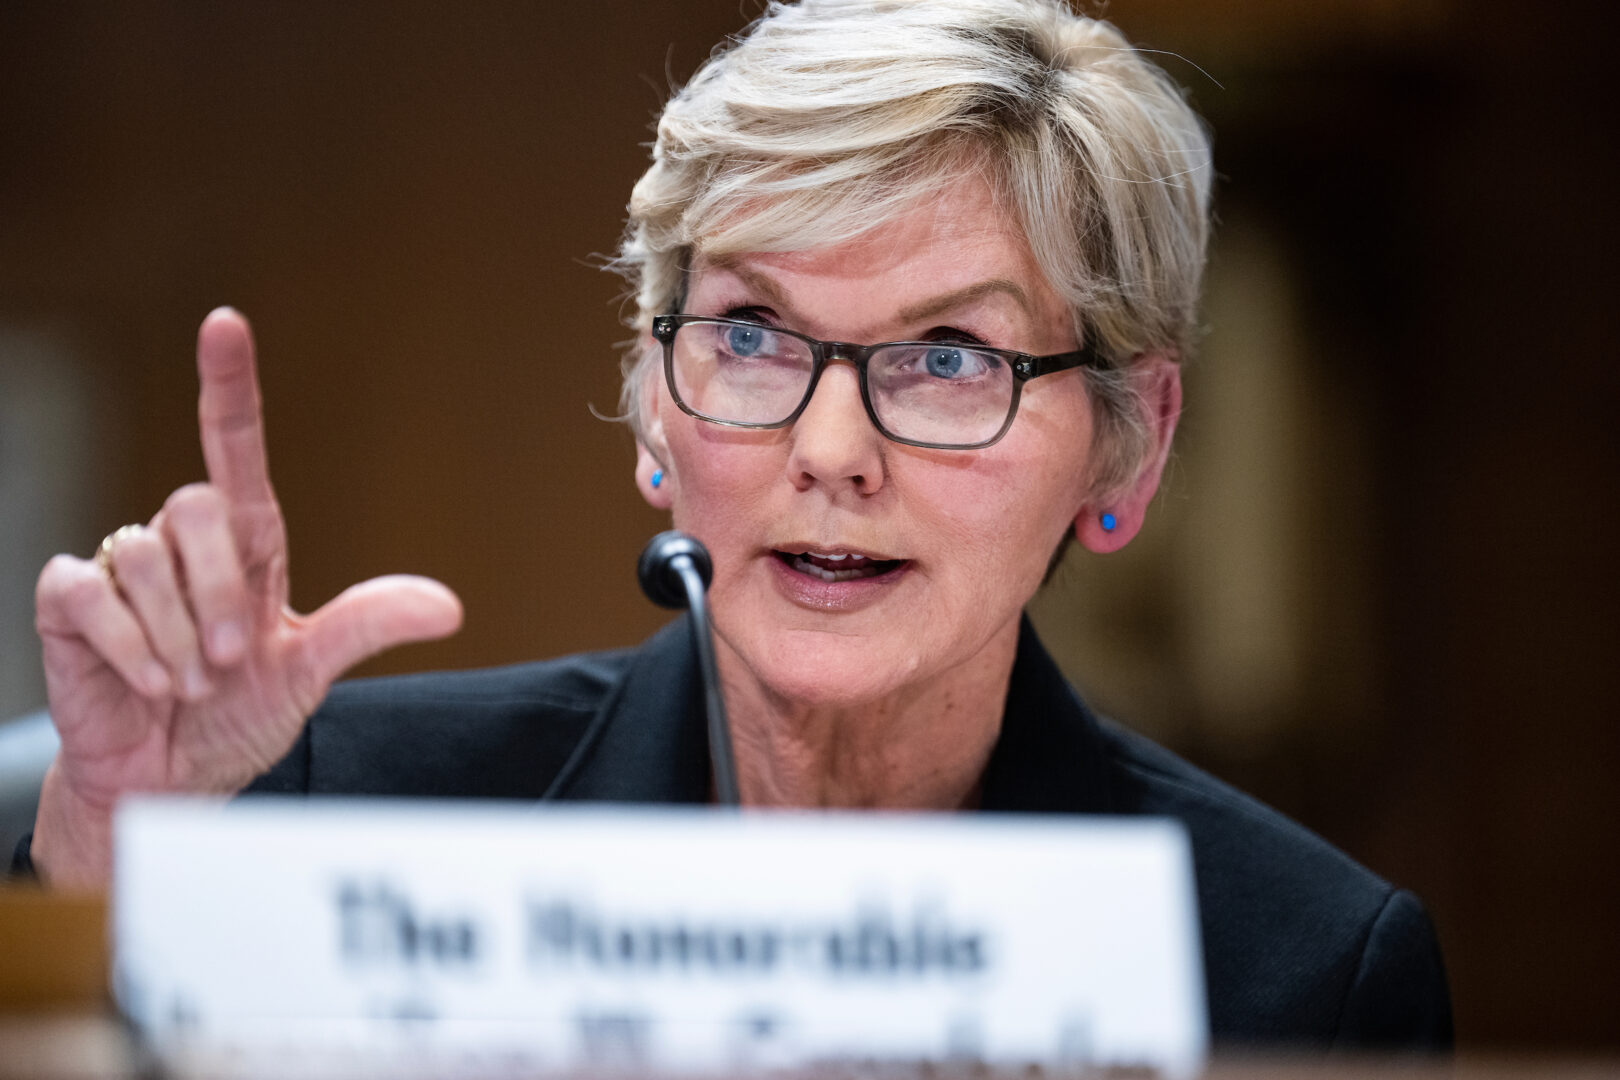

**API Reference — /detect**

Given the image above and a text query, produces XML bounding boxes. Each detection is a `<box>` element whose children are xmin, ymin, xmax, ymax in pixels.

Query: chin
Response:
<box><xmin>722</xmin><ymin>624</ymin><xmax>923</xmax><ymax>712</ymax></box>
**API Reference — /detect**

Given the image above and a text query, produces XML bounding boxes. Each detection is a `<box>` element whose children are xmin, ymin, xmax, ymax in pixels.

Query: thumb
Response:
<box><xmin>298</xmin><ymin>575</ymin><xmax>463</xmax><ymax>689</ymax></box>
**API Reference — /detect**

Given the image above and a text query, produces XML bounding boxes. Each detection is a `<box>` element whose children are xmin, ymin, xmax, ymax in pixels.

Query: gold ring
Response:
<box><xmin>94</xmin><ymin>525</ymin><xmax>144</xmax><ymax>583</ymax></box>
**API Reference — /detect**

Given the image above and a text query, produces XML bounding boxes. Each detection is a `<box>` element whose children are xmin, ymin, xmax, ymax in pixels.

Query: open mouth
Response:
<box><xmin>775</xmin><ymin>550</ymin><xmax>906</xmax><ymax>583</ymax></box>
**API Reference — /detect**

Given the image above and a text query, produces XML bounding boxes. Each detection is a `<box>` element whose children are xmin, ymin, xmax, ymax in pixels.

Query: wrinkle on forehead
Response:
<box><xmin>686</xmin><ymin>174</ymin><xmax>1073</xmax><ymax>353</ymax></box>
<box><xmin>701</xmin><ymin>260</ymin><xmax>1033</xmax><ymax>320</ymax></box>
<box><xmin>691</xmin><ymin>164</ymin><xmax>1023</xmax><ymax>271</ymax></box>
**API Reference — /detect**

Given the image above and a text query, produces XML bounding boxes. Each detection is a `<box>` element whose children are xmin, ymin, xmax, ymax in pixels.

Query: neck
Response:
<box><xmin>719</xmin><ymin>619</ymin><xmax>1020</xmax><ymax>810</ymax></box>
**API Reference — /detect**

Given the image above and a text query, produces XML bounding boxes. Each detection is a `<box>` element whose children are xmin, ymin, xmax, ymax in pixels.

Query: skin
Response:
<box><xmin>635</xmin><ymin>174</ymin><xmax>1180</xmax><ymax>809</ymax></box>
<box><xmin>26</xmin><ymin>176</ymin><xmax>1178</xmax><ymax>889</ymax></box>
<box><xmin>30</xmin><ymin>310</ymin><xmax>463</xmax><ymax>890</ymax></box>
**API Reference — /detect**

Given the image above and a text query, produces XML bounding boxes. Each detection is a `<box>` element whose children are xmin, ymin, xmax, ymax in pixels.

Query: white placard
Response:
<box><xmin>114</xmin><ymin>798</ymin><xmax>1206</xmax><ymax>1077</ymax></box>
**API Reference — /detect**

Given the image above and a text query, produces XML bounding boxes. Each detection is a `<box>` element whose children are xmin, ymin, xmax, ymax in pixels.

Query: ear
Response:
<box><xmin>635</xmin><ymin>440</ymin><xmax>673</xmax><ymax>510</ymax></box>
<box><xmin>1074</xmin><ymin>353</ymin><xmax>1182</xmax><ymax>554</ymax></box>
<box><xmin>633</xmin><ymin>331</ymin><xmax>674</xmax><ymax>510</ymax></box>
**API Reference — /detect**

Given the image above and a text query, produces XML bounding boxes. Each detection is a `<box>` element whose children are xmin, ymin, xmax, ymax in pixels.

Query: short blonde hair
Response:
<box><xmin>614</xmin><ymin>0</ymin><xmax>1212</xmax><ymax>496</ymax></box>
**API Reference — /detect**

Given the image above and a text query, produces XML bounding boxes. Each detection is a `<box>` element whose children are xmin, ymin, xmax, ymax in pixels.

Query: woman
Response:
<box><xmin>21</xmin><ymin>0</ymin><xmax>1450</xmax><ymax>1051</ymax></box>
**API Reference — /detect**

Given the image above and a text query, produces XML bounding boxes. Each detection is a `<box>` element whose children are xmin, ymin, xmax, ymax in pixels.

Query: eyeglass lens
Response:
<box><xmin>670</xmin><ymin>320</ymin><xmax>1016</xmax><ymax>447</ymax></box>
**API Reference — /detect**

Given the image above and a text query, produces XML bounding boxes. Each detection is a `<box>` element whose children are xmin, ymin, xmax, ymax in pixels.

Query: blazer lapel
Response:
<box><xmin>543</xmin><ymin>613</ymin><xmax>1111</xmax><ymax>815</ymax></box>
<box><xmin>978</xmin><ymin>615</ymin><xmax>1116</xmax><ymax>815</ymax></box>
<box><xmin>542</xmin><ymin>618</ymin><xmax>712</xmax><ymax>804</ymax></box>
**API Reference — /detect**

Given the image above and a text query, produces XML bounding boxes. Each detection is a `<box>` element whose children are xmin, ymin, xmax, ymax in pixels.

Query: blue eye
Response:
<box><xmin>925</xmin><ymin>347</ymin><xmax>967</xmax><ymax>378</ymax></box>
<box><xmin>726</xmin><ymin>324</ymin><xmax>766</xmax><ymax>358</ymax></box>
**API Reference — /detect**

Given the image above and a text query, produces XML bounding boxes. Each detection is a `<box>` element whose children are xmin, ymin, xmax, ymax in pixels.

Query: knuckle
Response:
<box><xmin>58</xmin><ymin>571</ymin><xmax>108</xmax><ymax>618</ymax></box>
<box><xmin>35</xmin><ymin>557</ymin><xmax>96</xmax><ymax>627</ymax></box>
<box><xmin>36</xmin><ymin>554</ymin><xmax>84</xmax><ymax>598</ymax></box>
<box><xmin>110</xmin><ymin>529</ymin><xmax>169</xmax><ymax>580</ymax></box>
<box><xmin>164</xmin><ymin>483</ymin><xmax>225</xmax><ymax>529</ymax></box>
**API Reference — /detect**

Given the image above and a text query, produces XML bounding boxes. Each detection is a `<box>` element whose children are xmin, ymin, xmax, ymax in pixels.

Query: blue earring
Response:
<box><xmin>650</xmin><ymin>468</ymin><xmax>664</xmax><ymax>489</ymax></box>
<box><xmin>1100</xmin><ymin>512</ymin><xmax>1117</xmax><ymax>532</ymax></box>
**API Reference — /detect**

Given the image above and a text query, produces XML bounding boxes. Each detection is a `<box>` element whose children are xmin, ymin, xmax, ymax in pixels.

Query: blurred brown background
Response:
<box><xmin>1</xmin><ymin>0</ymin><xmax>1615</xmax><ymax>1054</ymax></box>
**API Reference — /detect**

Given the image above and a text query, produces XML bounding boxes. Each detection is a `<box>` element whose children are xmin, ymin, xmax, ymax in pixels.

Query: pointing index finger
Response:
<box><xmin>196</xmin><ymin>307</ymin><xmax>276</xmax><ymax>506</ymax></box>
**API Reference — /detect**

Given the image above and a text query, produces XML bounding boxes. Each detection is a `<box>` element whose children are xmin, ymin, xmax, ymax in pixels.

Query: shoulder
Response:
<box><xmin>247</xmin><ymin>649</ymin><xmax>637</xmax><ymax>799</ymax></box>
<box><xmin>321</xmin><ymin>649</ymin><xmax>635</xmax><ymax>713</ymax></box>
<box><xmin>1100</xmin><ymin>718</ymin><xmax>1381</xmax><ymax>911</ymax></box>
<box><xmin>1096</xmin><ymin>719</ymin><xmax>1452</xmax><ymax>1051</ymax></box>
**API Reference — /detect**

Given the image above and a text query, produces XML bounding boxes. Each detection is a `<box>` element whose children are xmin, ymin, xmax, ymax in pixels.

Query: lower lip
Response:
<box><xmin>767</xmin><ymin>553</ymin><xmax>910</xmax><ymax>612</ymax></box>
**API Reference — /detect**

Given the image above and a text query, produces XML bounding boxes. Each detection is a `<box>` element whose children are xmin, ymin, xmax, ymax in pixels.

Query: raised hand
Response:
<box><xmin>30</xmin><ymin>309</ymin><xmax>463</xmax><ymax>888</ymax></box>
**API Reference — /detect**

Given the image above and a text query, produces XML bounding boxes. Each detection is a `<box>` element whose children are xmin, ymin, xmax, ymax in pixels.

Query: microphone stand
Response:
<box><xmin>638</xmin><ymin>532</ymin><xmax>740</xmax><ymax>806</ymax></box>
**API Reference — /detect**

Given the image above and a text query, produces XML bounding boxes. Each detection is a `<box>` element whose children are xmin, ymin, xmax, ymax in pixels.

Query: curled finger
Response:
<box><xmin>36</xmin><ymin>554</ymin><xmax>173</xmax><ymax>698</ymax></box>
<box><xmin>161</xmin><ymin>483</ymin><xmax>249</xmax><ymax>666</ymax></box>
<box><xmin>104</xmin><ymin>524</ymin><xmax>212</xmax><ymax>701</ymax></box>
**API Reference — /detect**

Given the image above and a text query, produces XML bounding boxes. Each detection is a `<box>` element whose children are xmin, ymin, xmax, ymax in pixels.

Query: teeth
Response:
<box><xmin>791</xmin><ymin>554</ymin><xmax>881</xmax><ymax>582</ymax></box>
<box><xmin>810</xmin><ymin>551</ymin><xmax>849</xmax><ymax>561</ymax></box>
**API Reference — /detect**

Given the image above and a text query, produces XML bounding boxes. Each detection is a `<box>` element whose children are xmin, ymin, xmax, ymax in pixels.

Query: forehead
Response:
<box><xmin>692</xmin><ymin>175</ymin><xmax>1047</xmax><ymax>297</ymax></box>
<box><xmin>687</xmin><ymin>173</ymin><xmax>1070</xmax><ymax>342</ymax></box>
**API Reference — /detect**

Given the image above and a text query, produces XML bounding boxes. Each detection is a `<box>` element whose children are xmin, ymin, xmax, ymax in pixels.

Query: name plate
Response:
<box><xmin>114</xmin><ymin>799</ymin><xmax>1206</xmax><ymax>1077</ymax></box>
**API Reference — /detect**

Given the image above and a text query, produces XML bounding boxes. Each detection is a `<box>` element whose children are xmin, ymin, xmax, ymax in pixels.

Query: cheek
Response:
<box><xmin>662</xmin><ymin>417</ymin><xmax>780</xmax><ymax>547</ymax></box>
<box><xmin>925</xmin><ymin>459</ymin><xmax>1078</xmax><ymax>583</ymax></box>
<box><xmin>930</xmin><ymin>430</ymin><xmax>1089</xmax><ymax>593</ymax></box>
<box><xmin>945</xmin><ymin>392</ymin><xmax>1091</xmax><ymax>530</ymax></box>
<box><xmin>658</xmin><ymin>384</ymin><xmax>1088</xmax><ymax>606</ymax></box>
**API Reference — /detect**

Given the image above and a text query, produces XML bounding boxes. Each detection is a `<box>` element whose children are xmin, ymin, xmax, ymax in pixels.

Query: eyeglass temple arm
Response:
<box><xmin>1020</xmin><ymin>343</ymin><xmax>1108</xmax><ymax>380</ymax></box>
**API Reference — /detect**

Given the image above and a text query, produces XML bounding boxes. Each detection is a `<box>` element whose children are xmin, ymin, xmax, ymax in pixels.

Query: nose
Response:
<box><xmin>786</xmin><ymin>361</ymin><xmax>885</xmax><ymax>496</ymax></box>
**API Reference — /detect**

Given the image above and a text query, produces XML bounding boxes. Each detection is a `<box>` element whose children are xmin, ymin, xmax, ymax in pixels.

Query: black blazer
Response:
<box><xmin>238</xmin><ymin>617</ymin><xmax>1452</xmax><ymax>1052</ymax></box>
<box><xmin>13</xmin><ymin>618</ymin><xmax>1450</xmax><ymax>1048</ymax></box>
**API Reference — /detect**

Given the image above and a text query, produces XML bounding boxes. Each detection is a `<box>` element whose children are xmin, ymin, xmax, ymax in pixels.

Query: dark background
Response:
<box><xmin>1</xmin><ymin>0</ymin><xmax>1615</xmax><ymax>1052</ymax></box>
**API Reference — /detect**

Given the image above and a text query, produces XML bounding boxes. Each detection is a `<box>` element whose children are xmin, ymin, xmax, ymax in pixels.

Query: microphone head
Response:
<box><xmin>638</xmin><ymin>530</ymin><xmax>714</xmax><ymax>609</ymax></box>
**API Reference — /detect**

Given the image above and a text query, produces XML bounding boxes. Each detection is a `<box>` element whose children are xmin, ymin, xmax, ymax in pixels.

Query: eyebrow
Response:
<box><xmin>711</xmin><ymin>263</ymin><xmax>1033</xmax><ymax>325</ymax></box>
<box><xmin>719</xmin><ymin>263</ymin><xmax>792</xmax><ymax>311</ymax></box>
<box><xmin>898</xmin><ymin>279</ymin><xmax>1032</xmax><ymax>322</ymax></box>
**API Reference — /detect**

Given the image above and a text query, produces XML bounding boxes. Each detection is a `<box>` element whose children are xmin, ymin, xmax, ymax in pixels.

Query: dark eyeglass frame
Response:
<box><xmin>652</xmin><ymin>314</ymin><xmax>1109</xmax><ymax>451</ymax></box>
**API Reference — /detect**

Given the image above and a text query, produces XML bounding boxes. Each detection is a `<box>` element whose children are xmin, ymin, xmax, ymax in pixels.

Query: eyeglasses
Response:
<box><xmin>652</xmin><ymin>315</ymin><xmax>1107</xmax><ymax>450</ymax></box>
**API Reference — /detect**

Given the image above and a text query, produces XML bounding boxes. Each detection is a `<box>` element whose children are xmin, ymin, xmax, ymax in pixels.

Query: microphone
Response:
<box><xmin>638</xmin><ymin>531</ymin><xmax>739</xmax><ymax>806</ymax></box>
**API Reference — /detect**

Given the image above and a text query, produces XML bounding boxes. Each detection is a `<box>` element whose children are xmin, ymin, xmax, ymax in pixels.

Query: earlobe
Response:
<box><xmin>1075</xmin><ymin>504</ymin><xmax>1138</xmax><ymax>553</ymax></box>
<box><xmin>636</xmin><ymin>442</ymin><xmax>673</xmax><ymax>510</ymax></box>
<box><xmin>1073</xmin><ymin>354</ymin><xmax>1182</xmax><ymax>555</ymax></box>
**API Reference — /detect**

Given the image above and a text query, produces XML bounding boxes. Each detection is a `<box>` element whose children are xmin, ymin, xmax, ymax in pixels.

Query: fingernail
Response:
<box><xmin>210</xmin><ymin>621</ymin><xmax>244</xmax><ymax>662</ymax></box>
<box><xmin>140</xmin><ymin>662</ymin><xmax>172</xmax><ymax>697</ymax></box>
<box><xmin>183</xmin><ymin>663</ymin><xmax>213</xmax><ymax>701</ymax></box>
